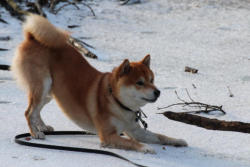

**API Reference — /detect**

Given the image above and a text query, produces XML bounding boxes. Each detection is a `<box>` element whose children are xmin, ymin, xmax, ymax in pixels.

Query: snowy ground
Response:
<box><xmin>1</xmin><ymin>0</ymin><xmax>250</xmax><ymax>166</ymax></box>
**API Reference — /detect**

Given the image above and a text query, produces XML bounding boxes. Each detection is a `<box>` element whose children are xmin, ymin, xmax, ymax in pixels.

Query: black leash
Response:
<box><xmin>15</xmin><ymin>131</ymin><xmax>148</xmax><ymax>167</ymax></box>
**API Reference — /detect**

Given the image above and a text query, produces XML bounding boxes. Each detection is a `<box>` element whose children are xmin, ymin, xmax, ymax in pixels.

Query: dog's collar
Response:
<box><xmin>113</xmin><ymin>96</ymin><xmax>135</xmax><ymax>112</ymax></box>
<box><xmin>108</xmin><ymin>84</ymin><xmax>137</xmax><ymax>112</ymax></box>
<box><xmin>108</xmin><ymin>85</ymin><xmax>148</xmax><ymax>129</ymax></box>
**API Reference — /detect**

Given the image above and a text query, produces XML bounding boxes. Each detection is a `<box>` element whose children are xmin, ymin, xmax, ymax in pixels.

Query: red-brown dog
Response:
<box><xmin>12</xmin><ymin>14</ymin><xmax>187</xmax><ymax>153</ymax></box>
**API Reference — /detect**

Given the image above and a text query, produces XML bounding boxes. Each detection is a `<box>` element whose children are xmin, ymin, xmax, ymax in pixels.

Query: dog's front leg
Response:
<box><xmin>100</xmin><ymin>132</ymin><xmax>156</xmax><ymax>154</ymax></box>
<box><xmin>125</xmin><ymin>127</ymin><xmax>188</xmax><ymax>147</ymax></box>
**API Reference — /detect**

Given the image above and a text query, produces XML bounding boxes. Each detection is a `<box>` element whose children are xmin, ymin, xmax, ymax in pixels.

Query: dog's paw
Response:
<box><xmin>173</xmin><ymin>139</ymin><xmax>188</xmax><ymax>147</ymax></box>
<box><xmin>37</xmin><ymin>124</ymin><xmax>54</xmax><ymax>132</ymax></box>
<box><xmin>32</xmin><ymin>131</ymin><xmax>45</xmax><ymax>139</ymax></box>
<box><xmin>100</xmin><ymin>142</ymin><xmax>112</xmax><ymax>148</ymax></box>
<box><xmin>139</xmin><ymin>144</ymin><xmax>156</xmax><ymax>154</ymax></box>
<box><xmin>45</xmin><ymin>125</ymin><xmax>54</xmax><ymax>132</ymax></box>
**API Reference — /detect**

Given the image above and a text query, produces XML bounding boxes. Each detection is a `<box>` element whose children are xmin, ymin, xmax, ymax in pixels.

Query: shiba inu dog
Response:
<box><xmin>12</xmin><ymin>15</ymin><xmax>187</xmax><ymax>153</ymax></box>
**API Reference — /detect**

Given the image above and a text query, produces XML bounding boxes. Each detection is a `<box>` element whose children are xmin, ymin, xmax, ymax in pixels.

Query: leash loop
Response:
<box><xmin>15</xmin><ymin>131</ymin><xmax>148</xmax><ymax>167</ymax></box>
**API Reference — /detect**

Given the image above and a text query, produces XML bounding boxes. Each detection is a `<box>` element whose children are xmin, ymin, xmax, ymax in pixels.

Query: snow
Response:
<box><xmin>0</xmin><ymin>0</ymin><xmax>250</xmax><ymax>166</ymax></box>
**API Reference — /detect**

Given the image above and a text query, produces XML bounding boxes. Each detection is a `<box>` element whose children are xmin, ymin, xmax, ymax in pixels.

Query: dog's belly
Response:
<box><xmin>49</xmin><ymin>51</ymin><xmax>104</xmax><ymax>134</ymax></box>
<box><xmin>53</xmin><ymin>95</ymin><xmax>97</xmax><ymax>133</ymax></box>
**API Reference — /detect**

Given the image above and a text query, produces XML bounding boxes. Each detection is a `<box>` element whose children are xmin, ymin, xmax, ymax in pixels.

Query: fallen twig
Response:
<box><xmin>0</xmin><ymin>64</ymin><xmax>10</xmax><ymax>71</ymax></box>
<box><xmin>49</xmin><ymin>0</ymin><xmax>59</xmax><ymax>11</ymax></box>
<box><xmin>0</xmin><ymin>48</ymin><xmax>9</xmax><ymax>51</ymax></box>
<box><xmin>53</xmin><ymin>0</ymin><xmax>95</xmax><ymax>16</ymax></box>
<box><xmin>0</xmin><ymin>17</ymin><xmax>8</xmax><ymax>24</ymax></box>
<box><xmin>78</xmin><ymin>1</ymin><xmax>95</xmax><ymax>16</ymax></box>
<box><xmin>158</xmin><ymin>89</ymin><xmax>226</xmax><ymax>115</ymax></box>
<box><xmin>53</xmin><ymin>1</ymin><xmax>79</xmax><ymax>14</ymax></box>
<box><xmin>67</xmin><ymin>25</ymin><xmax>80</xmax><ymax>29</ymax></box>
<box><xmin>185</xmin><ymin>66</ymin><xmax>198</xmax><ymax>74</ymax></box>
<box><xmin>71</xmin><ymin>37</ymin><xmax>95</xmax><ymax>49</ymax></box>
<box><xmin>0</xmin><ymin>0</ymin><xmax>31</xmax><ymax>21</ymax></box>
<box><xmin>192</xmin><ymin>83</ymin><xmax>197</xmax><ymax>89</ymax></box>
<box><xmin>120</xmin><ymin>0</ymin><xmax>141</xmax><ymax>5</ymax></box>
<box><xmin>34</xmin><ymin>0</ymin><xmax>46</xmax><ymax>17</ymax></box>
<box><xmin>227</xmin><ymin>86</ymin><xmax>234</xmax><ymax>97</ymax></box>
<box><xmin>161</xmin><ymin>111</ymin><xmax>250</xmax><ymax>134</ymax></box>
<box><xmin>0</xmin><ymin>36</ymin><xmax>11</xmax><ymax>41</ymax></box>
<box><xmin>68</xmin><ymin>37</ymin><xmax>97</xmax><ymax>59</ymax></box>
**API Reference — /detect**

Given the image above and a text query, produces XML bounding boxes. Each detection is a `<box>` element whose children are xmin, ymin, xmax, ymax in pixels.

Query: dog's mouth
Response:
<box><xmin>141</xmin><ymin>97</ymin><xmax>158</xmax><ymax>103</ymax></box>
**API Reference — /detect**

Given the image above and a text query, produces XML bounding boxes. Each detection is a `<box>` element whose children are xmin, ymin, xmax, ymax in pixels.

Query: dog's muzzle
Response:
<box><xmin>142</xmin><ymin>88</ymin><xmax>161</xmax><ymax>102</ymax></box>
<box><xmin>154</xmin><ymin>89</ymin><xmax>161</xmax><ymax>98</ymax></box>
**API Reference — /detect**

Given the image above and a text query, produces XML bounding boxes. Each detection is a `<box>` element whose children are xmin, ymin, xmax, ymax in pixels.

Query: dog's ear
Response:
<box><xmin>119</xmin><ymin>59</ymin><xmax>130</xmax><ymax>76</ymax></box>
<box><xmin>141</xmin><ymin>54</ymin><xmax>150</xmax><ymax>68</ymax></box>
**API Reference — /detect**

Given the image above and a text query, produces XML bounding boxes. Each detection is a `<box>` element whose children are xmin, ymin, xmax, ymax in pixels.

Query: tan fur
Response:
<box><xmin>12</xmin><ymin>15</ymin><xmax>187</xmax><ymax>153</ymax></box>
<box><xmin>23</xmin><ymin>14</ymin><xmax>70</xmax><ymax>48</ymax></box>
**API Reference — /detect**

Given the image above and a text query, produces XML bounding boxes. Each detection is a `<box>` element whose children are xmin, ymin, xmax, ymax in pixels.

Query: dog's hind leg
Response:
<box><xmin>25</xmin><ymin>77</ymin><xmax>54</xmax><ymax>139</ymax></box>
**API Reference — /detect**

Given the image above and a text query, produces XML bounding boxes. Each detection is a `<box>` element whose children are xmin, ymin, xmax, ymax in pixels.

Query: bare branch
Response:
<box><xmin>0</xmin><ymin>17</ymin><xmax>8</xmax><ymax>24</ymax></box>
<box><xmin>35</xmin><ymin>0</ymin><xmax>46</xmax><ymax>17</ymax></box>
<box><xmin>185</xmin><ymin>88</ymin><xmax>194</xmax><ymax>102</ymax></box>
<box><xmin>68</xmin><ymin>37</ymin><xmax>97</xmax><ymax>59</ymax></box>
<box><xmin>227</xmin><ymin>86</ymin><xmax>234</xmax><ymax>97</ymax></box>
<box><xmin>185</xmin><ymin>66</ymin><xmax>198</xmax><ymax>74</ymax></box>
<box><xmin>192</xmin><ymin>83</ymin><xmax>197</xmax><ymax>89</ymax></box>
<box><xmin>174</xmin><ymin>90</ymin><xmax>186</xmax><ymax>103</ymax></box>
<box><xmin>120</xmin><ymin>0</ymin><xmax>141</xmax><ymax>5</ymax></box>
<box><xmin>158</xmin><ymin>90</ymin><xmax>226</xmax><ymax>115</ymax></box>
<box><xmin>53</xmin><ymin>2</ymin><xmax>79</xmax><ymax>14</ymax></box>
<box><xmin>0</xmin><ymin>64</ymin><xmax>10</xmax><ymax>71</ymax></box>
<box><xmin>0</xmin><ymin>48</ymin><xmax>9</xmax><ymax>51</ymax></box>
<box><xmin>78</xmin><ymin>1</ymin><xmax>95</xmax><ymax>16</ymax></box>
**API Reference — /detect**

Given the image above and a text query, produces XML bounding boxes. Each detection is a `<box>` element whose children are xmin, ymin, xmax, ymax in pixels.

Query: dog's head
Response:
<box><xmin>112</xmin><ymin>54</ymin><xmax>160</xmax><ymax>110</ymax></box>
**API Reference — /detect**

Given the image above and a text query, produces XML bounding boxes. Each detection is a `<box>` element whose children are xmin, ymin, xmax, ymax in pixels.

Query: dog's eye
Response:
<box><xmin>150</xmin><ymin>79</ymin><xmax>154</xmax><ymax>83</ymax></box>
<box><xmin>136</xmin><ymin>81</ymin><xmax>144</xmax><ymax>86</ymax></box>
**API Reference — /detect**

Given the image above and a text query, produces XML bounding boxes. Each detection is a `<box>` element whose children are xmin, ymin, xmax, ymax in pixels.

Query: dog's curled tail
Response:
<box><xmin>23</xmin><ymin>14</ymin><xmax>70</xmax><ymax>48</ymax></box>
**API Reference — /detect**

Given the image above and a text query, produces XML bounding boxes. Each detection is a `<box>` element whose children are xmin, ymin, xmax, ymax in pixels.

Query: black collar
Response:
<box><xmin>108</xmin><ymin>84</ymin><xmax>148</xmax><ymax>129</ymax></box>
<box><xmin>108</xmin><ymin>84</ymin><xmax>136</xmax><ymax>112</ymax></box>
<box><xmin>113</xmin><ymin>95</ymin><xmax>135</xmax><ymax>112</ymax></box>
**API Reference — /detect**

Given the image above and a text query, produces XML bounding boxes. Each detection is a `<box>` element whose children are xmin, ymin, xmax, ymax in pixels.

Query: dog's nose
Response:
<box><xmin>154</xmin><ymin>89</ymin><xmax>161</xmax><ymax>98</ymax></box>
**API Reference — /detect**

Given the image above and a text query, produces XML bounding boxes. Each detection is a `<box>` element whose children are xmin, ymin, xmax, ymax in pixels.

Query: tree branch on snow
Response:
<box><xmin>227</xmin><ymin>86</ymin><xmax>234</xmax><ymax>97</ymax></box>
<box><xmin>185</xmin><ymin>66</ymin><xmax>198</xmax><ymax>74</ymax></box>
<box><xmin>51</xmin><ymin>0</ymin><xmax>95</xmax><ymax>16</ymax></box>
<box><xmin>0</xmin><ymin>64</ymin><xmax>10</xmax><ymax>71</ymax></box>
<box><xmin>49</xmin><ymin>0</ymin><xmax>60</xmax><ymax>11</ymax></box>
<box><xmin>68</xmin><ymin>37</ymin><xmax>97</xmax><ymax>59</ymax></box>
<box><xmin>0</xmin><ymin>0</ymin><xmax>31</xmax><ymax>21</ymax></box>
<box><xmin>52</xmin><ymin>1</ymin><xmax>79</xmax><ymax>14</ymax></box>
<box><xmin>157</xmin><ymin>89</ymin><xmax>250</xmax><ymax>134</ymax></box>
<box><xmin>160</xmin><ymin>111</ymin><xmax>250</xmax><ymax>134</ymax></box>
<box><xmin>34</xmin><ymin>0</ymin><xmax>46</xmax><ymax>17</ymax></box>
<box><xmin>0</xmin><ymin>0</ymin><xmax>98</xmax><ymax>59</ymax></box>
<box><xmin>0</xmin><ymin>36</ymin><xmax>11</xmax><ymax>41</ymax></box>
<box><xmin>0</xmin><ymin>0</ymin><xmax>95</xmax><ymax>20</ymax></box>
<box><xmin>78</xmin><ymin>1</ymin><xmax>96</xmax><ymax>17</ymax></box>
<box><xmin>120</xmin><ymin>0</ymin><xmax>141</xmax><ymax>5</ymax></box>
<box><xmin>0</xmin><ymin>48</ymin><xmax>9</xmax><ymax>51</ymax></box>
<box><xmin>158</xmin><ymin>89</ymin><xmax>226</xmax><ymax>115</ymax></box>
<box><xmin>0</xmin><ymin>15</ymin><xmax>8</xmax><ymax>24</ymax></box>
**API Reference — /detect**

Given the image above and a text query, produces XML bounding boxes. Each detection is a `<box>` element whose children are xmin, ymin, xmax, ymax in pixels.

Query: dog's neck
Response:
<box><xmin>108</xmin><ymin>84</ymin><xmax>148</xmax><ymax>129</ymax></box>
<box><xmin>108</xmin><ymin>84</ymin><xmax>137</xmax><ymax>112</ymax></box>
